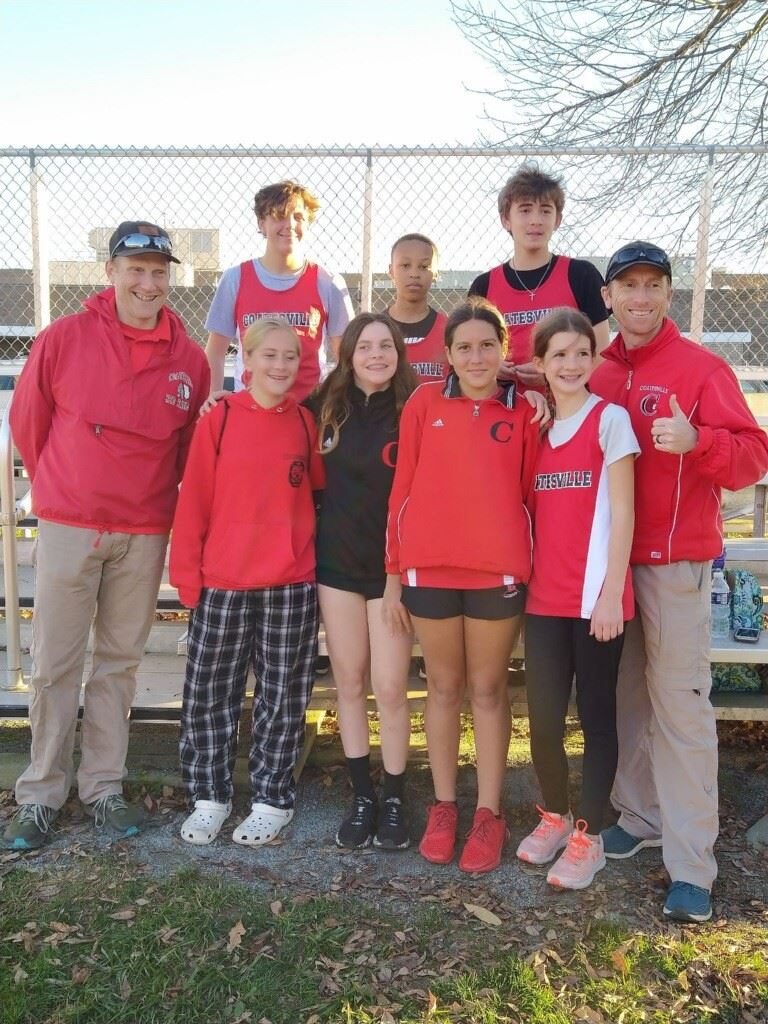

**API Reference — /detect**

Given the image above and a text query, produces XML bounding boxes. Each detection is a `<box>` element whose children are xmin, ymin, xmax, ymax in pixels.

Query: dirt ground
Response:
<box><xmin>2</xmin><ymin>722</ymin><xmax>767</xmax><ymax>937</ymax></box>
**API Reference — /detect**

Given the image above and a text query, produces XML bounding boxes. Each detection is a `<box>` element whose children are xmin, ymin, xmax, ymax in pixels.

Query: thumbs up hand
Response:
<box><xmin>651</xmin><ymin>394</ymin><xmax>698</xmax><ymax>454</ymax></box>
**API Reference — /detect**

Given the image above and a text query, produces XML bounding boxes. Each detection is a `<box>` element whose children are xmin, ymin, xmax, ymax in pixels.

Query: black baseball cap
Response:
<box><xmin>605</xmin><ymin>241</ymin><xmax>672</xmax><ymax>284</ymax></box>
<box><xmin>108</xmin><ymin>221</ymin><xmax>180</xmax><ymax>263</ymax></box>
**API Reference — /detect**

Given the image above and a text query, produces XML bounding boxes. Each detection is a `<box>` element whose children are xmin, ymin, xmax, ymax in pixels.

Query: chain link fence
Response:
<box><xmin>1</xmin><ymin>145</ymin><xmax>767</xmax><ymax>375</ymax></box>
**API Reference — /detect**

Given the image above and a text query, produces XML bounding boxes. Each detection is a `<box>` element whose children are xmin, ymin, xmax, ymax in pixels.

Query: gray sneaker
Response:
<box><xmin>82</xmin><ymin>794</ymin><xmax>145</xmax><ymax>837</ymax></box>
<box><xmin>2</xmin><ymin>803</ymin><xmax>59</xmax><ymax>850</ymax></box>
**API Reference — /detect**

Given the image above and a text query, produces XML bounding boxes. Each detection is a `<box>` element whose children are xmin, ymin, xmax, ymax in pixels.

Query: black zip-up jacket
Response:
<box><xmin>307</xmin><ymin>385</ymin><xmax>400</xmax><ymax>588</ymax></box>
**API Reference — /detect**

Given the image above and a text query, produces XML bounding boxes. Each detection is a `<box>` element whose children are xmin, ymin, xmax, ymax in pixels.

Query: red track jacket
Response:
<box><xmin>590</xmin><ymin>318</ymin><xmax>768</xmax><ymax>565</ymax></box>
<box><xmin>385</xmin><ymin>377</ymin><xmax>539</xmax><ymax>582</ymax></box>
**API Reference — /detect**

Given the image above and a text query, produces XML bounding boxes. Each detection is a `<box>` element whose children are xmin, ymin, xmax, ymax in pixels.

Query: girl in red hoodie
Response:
<box><xmin>385</xmin><ymin>297</ymin><xmax>541</xmax><ymax>873</ymax></box>
<box><xmin>170</xmin><ymin>317</ymin><xmax>324</xmax><ymax>847</ymax></box>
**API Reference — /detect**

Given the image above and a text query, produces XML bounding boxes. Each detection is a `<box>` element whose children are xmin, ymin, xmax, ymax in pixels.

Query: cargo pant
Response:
<box><xmin>15</xmin><ymin>521</ymin><xmax>167</xmax><ymax>809</ymax></box>
<box><xmin>611</xmin><ymin>561</ymin><xmax>718</xmax><ymax>889</ymax></box>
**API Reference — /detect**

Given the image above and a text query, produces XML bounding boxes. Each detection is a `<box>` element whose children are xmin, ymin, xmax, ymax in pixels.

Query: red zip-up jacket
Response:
<box><xmin>385</xmin><ymin>377</ymin><xmax>539</xmax><ymax>582</ymax></box>
<box><xmin>590</xmin><ymin>318</ymin><xmax>768</xmax><ymax>565</ymax></box>
<box><xmin>10</xmin><ymin>288</ymin><xmax>210</xmax><ymax>534</ymax></box>
<box><xmin>170</xmin><ymin>392</ymin><xmax>325</xmax><ymax>607</ymax></box>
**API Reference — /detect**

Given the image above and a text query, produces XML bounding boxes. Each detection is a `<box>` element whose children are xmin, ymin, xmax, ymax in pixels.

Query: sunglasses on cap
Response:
<box><xmin>605</xmin><ymin>243</ymin><xmax>672</xmax><ymax>283</ymax></box>
<box><xmin>109</xmin><ymin>232</ymin><xmax>175</xmax><ymax>260</ymax></box>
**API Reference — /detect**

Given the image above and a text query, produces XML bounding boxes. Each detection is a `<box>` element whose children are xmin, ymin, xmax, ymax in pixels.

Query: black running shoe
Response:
<box><xmin>335</xmin><ymin>795</ymin><xmax>377</xmax><ymax>849</ymax></box>
<box><xmin>374</xmin><ymin>796</ymin><xmax>411</xmax><ymax>850</ymax></box>
<box><xmin>316</xmin><ymin>656</ymin><xmax>331</xmax><ymax>676</ymax></box>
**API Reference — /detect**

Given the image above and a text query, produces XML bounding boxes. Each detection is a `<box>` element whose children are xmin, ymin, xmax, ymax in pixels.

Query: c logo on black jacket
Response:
<box><xmin>490</xmin><ymin>421</ymin><xmax>514</xmax><ymax>443</ymax></box>
<box><xmin>381</xmin><ymin>441</ymin><xmax>399</xmax><ymax>468</ymax></box>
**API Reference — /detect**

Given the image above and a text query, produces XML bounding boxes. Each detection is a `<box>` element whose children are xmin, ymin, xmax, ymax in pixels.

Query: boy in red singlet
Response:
<box><xmin>205</xmin><ymin>180</ymin><xmax>353</xmax><ymax>404</ymax></box>
<box><xmin>469</xmin><ymin>164</ymin><xmax>609</xmax><ymax>389</ymax></box>
<box><xmin>387</xmin><ymin>234</ymin><xmax>448</xmax><ymax>383</ymax></box>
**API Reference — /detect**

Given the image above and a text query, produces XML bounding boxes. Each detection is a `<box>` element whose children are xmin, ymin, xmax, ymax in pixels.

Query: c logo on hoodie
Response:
<box><xmin>288</xmin><ymin>459</ymin><xmax>306</xmax><ymax>488</ymax></box>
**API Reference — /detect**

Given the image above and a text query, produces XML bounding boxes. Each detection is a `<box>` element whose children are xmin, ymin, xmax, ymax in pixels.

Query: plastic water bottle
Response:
<box><xmin>711</xmin><ymin>569</ymin><xmax>731</xmax><ymax>641</ymax></box>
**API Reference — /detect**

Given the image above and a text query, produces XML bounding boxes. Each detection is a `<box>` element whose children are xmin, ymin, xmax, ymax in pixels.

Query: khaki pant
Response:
<box><xmin>16</xmin><ymin>521</ymin><xmax>167</xmax><ymax>808</ymax></box>
<box><xmin>611</xmin><ymin>561</ymin><xmax>718</xmax><ymax>889</ymax></box>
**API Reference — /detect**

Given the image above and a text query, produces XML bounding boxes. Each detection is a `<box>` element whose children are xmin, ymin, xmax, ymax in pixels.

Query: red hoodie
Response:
<box><xmin>170</xmin><ymin>391</ymin><xmax>325</xmax><ymax>607</ymax></box>
<box><xmin>590</xmin><ymin>318</ymin><xmax>768</xmax><ymax>564</ymax></box>
<box><xmin>10</xmin><ymin>288</ymin><xmax>210</xmax><ymax>534</ymax></box>
<box><xmin>386</xmin><ymin>377</ymin><xmax>539</xmax><ymax>583</ymax></box>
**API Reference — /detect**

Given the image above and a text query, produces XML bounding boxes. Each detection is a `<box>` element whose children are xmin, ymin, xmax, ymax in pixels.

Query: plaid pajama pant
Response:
<box><xmin>180</xmin><ymin>583</ymin><xmax>318</xmax><ymax>809</ymax></box>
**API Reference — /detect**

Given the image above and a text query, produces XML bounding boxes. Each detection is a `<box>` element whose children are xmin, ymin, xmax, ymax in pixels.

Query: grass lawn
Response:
<box><xmin>2</xmin><ymin>856</ymin><xmax>767</xmax><ymax>1024</ymax></box>
<box><xmin>2</xmin><ymin>717</ymin><xmax>767</xmax><ymax>1023</ymax></box>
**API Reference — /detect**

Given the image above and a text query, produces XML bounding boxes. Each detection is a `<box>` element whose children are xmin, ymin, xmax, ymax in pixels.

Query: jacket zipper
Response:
<box><xmin>94</xmin><ymin>424</ymin><xmax>102</xmax><ymax>436</ymax></box>
<box><xmin>626</xmin><ymin>369</ymin><xmax>633</xmax><ymax>391</ymax></box>
<box><xmin>473</xmin><ymin>402</ymin><xmax>480</xmax><ymax>418</ymax></box>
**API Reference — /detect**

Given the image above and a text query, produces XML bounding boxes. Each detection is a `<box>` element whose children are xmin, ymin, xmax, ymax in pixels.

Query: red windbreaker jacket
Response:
<box><xmin>11</xmin><ymin>288</ymin><xmax>210</xmax><ymax>534</ymax></box>
<box><xmin>385</xmin><ymin>377</ymin><xmax>540</xmax><ymax>581</ymax></box>
<box><xmin>590</xmin><ymin>319</ymin><xmax>768</xmax><ymax>565</ymax></box>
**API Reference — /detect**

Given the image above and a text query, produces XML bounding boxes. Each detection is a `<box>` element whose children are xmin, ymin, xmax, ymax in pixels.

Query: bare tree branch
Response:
<box><xmin>451</xmin><ymin>0</ymin><xmax>768</xmax><ymax>256</ymax></box>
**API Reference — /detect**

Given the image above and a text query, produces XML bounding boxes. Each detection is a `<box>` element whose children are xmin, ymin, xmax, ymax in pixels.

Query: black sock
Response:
<box><xmin>382</xmin><ymin>770</ymin><xmax>405</xmax><ymax>801</ymax></box>
<box><xmin>346</xmin><ymin>755</ymin><xmax>375</xmax><ymax>800</ymax></box>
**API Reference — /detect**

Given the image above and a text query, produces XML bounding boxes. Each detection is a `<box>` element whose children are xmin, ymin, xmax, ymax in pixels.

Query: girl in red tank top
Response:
<box><xmin>517</xmin><ymin>310</ymin><xmax>638</xmax><ymax>891</ymax></box>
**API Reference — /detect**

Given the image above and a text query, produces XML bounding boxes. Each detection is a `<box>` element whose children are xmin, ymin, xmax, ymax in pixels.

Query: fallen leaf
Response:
<box><xmin>574</xmin><ymin>1007</ymin><xmax>605</xmax><ymax>1023</ymax></box>
<box><xmin>463</xmin><ymin>902</ymin><xmax>502</xmax><ymax>926</ymax></box>
<box><xmin>227</xmin><ymin>920</ymin><xmax>246</xmax><ymax>953</ymax></box>
<box><xmin>162</xmin><ymin>785</ymin><xmax>175</xmax><ymax>798</ymax></box>
<box><xmin>50</xmin><ymin>921</ymin><xmax>75</xmax><ymax>933</ymax></box>
<box><xmin>158</xmin><ymin>926</ymin><xmax>181</xmax><ymax>944</ymax></box>
<box><xmin>611</xmin><ymin>950</ymin><xmax>630</xmax><ymax>973</ymax></box>
<box><xmin>269</xmin><ymin>900</ymin><xmax>282</xmax><ymax>917</ymax></box>
<box><xmin>677</xmin><ymin>970</ymin><xmax>690</xmax><ymax>991</ymax></box>
<box><xmin>119</xmin><ymin>977</ymin><xmax>131</xmax><ymax>1000</ymax></box>
<box><xmin>427</xmin><ymin>991</ymin><xmax>438</xmax><ymax>1015</ymax></box>
<box><xmin>109</xmin><ymin>909</ymin><xmax>135</xmax><ymax>921</ymax></box>
<box><xmin>71</xmin><ymin>964</ymin><xmax>90</xmax><ymax>985</ymax></box>
<box><xmin>13</xmin><ymin>966</ymin><xmax>28</xmax><ymax>984</ymax></box>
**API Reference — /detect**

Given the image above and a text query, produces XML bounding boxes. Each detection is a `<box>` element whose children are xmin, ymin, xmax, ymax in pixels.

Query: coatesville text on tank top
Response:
<box><xmin>534</xmin><ymin>469</ymin><xmax>593</xmax><ymax>490</ymax></box>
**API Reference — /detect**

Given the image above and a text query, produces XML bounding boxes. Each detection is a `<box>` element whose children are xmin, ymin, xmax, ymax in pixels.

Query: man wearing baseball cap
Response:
<box><xmin>589</xmin><ymin>241</ymin><xmax>768</xmax><ymax>921</ymax></box>
<box><xmin>3</xmin><ymin>221</ymin><xmax>209</xmax><ymax>850</ymax></box>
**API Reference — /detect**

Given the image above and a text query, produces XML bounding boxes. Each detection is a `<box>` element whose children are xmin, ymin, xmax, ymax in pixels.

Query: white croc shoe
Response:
<box><xmin>232</xmin><ymin>802</ymin><xmax>294</xmax><ymax>847</ymax></box>
<box><xmin>180</xmin><ymin>800</ymin><xmax>232</xmax><ymax>845</ymax></box>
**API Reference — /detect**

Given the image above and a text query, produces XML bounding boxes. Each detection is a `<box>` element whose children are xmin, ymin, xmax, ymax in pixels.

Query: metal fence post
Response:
<box><xmin>689</xmin><ymin>148</ymin><xmax>715</xmax><ymax>343</ymax></box>
<box><xmin>29</xmin><ymin>150</ymin><xmax>51</xmax><ymax>333</ymax></box>
<box><xmin>360</xmin><ymin>149</ymin><xmax>375</xmax><ymax>312</ymax></box>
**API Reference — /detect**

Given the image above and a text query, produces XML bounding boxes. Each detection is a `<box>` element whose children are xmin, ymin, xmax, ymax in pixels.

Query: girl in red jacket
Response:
<box><xmin>170</xmin><ymin>317</ymin><xmax>324</xmax><ymax>847</ymax></box>
<box><xmin>517</xmin><ymin>309</ymin><xmax>638</xmax><ymax>890</ymax></box>
<box><xmin>385</xmin><ymin>297</ymin><xmax>541</xmax><ymax>873</ymax></box>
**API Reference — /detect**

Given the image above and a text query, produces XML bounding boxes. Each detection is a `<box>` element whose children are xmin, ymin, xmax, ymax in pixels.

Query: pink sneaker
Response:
<box><xmin>546</xmin><ymin>820</ymin><xmax>606</xmax><ymax>890</ymax></box>
<box><xmin>516</xmin><ymin>805</ymin><xmax>573</xmax><ymax>865</ymax></box>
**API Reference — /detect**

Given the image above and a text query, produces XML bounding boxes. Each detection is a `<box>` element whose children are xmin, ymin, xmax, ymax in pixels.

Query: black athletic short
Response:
<box><xmin>316</xmin><ymin>567</ymin><xmax>385</xmax><ymax>601</ymax></box>
<box><xmin>401</xmin><ymin>582</ymin><xmax>526</xmax><ymax>621</ymax></box>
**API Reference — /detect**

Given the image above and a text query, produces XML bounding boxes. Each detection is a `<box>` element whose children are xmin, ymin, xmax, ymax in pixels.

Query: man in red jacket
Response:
<box><xmin>2</xmin><ymin>222</ymin><xmax>210</xmax><ymax>851</ymax></box>
<box><xmin>590</xmin><ymin>241</ymin><xmax>768</xmax><ymax>923</ymax></box>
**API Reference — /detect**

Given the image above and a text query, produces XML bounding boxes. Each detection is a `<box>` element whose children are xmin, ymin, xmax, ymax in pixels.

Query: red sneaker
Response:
<box><xmin>459</xmin><ymin>807</ymin><xmax>508</xmax><ymax>873</ymax></box>
<box><xmin>419</xmin><ymin>801</ymin><xmax>459</xmax><ymax>864</ymax></box>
